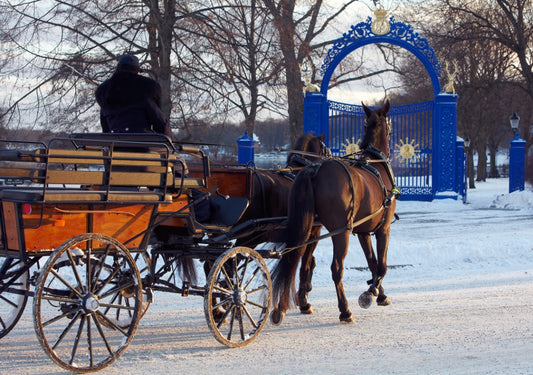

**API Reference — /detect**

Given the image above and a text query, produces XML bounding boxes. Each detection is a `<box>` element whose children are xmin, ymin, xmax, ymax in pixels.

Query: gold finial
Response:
<box><xmin>443</xmin><ymin>60</ymin><xmax>458</xmax><ymax>96</ymax></box>
<box><xmin>371</xmin><ymin>5</ymin><xmax>390</xmax><ymax>35</ymax></box>
<box><xmin>301</xmin><ymin>61</ymin><xmax>320</xmax><ymax>93</ymax></box>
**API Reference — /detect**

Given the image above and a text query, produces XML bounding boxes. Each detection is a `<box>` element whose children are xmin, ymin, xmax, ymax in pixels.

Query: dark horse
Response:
<box><xmin>271</xmin><ymin>100</ymin><xmax>399</xmax><ymax>324</ymax></box>
<box><xmin>235</xmin><ymin>133</ymin><xmax>329</xmax><ymax>246</ymax></box>
<box><xmin>201</xmin><ymin>133</ymin><xmax>328</xmax><ymax>321</ymax></box>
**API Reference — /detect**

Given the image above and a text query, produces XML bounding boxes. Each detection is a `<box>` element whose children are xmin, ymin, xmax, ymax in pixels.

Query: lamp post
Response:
<box><xmin>509</xmin><ymin>112</ymin><xmax>526</xmax><ymax>193</ymax></box>
<box><xmin>462</xmin><ymin>137</ymin><xmax>470</xmax><ymax>203</ymax></box>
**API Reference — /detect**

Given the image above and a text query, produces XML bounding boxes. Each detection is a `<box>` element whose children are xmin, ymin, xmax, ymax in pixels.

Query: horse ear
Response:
<box><xmin>382</xmin><ymin>99</ymin><xmax>391</xmax><ymax>115</ymax></box>
<box><xmin>319</xmin><ymin>133</ymin><xmax>325</xmax><ymax>142</ymax></box>
<box><xmin>362</xmin><ymin>102</ymin><xmax>372</xmax><ymax>117</ymax></box>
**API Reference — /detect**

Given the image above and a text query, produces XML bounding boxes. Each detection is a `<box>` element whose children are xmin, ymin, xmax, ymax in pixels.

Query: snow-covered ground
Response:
<box><xmin>1</xmin><ymin>178</ymin><xmax>532</xmax><ymax>374</ymax></box>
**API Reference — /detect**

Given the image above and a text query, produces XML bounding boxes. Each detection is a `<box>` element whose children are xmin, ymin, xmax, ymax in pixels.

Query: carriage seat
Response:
<box><xmin>200</xmin><ymin>195</ymin><xmax>249</xmax><ymax>227</ymax></box>
<box><xmin>0</xmin><ymin>187</ymin><xmax>171</xmax><ymax>203</ymax></box>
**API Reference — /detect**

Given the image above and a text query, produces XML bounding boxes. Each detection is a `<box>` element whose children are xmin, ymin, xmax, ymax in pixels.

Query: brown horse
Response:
<box><xmin>270</xmin><ymin>100</ymin><xmax>399</xmax><ymax>324</ymax></box>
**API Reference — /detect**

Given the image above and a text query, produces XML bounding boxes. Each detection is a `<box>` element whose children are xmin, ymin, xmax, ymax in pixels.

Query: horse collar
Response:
<box><xmin>362</xmin><ymin>144</ymin><xmax>387</xmax><ymax>160</ymax></box>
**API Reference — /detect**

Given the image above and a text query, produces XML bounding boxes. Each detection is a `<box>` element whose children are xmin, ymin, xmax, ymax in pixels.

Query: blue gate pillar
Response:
<box><xmin>433</xmin><ymin>92</ymin><xmax>458</xmax><ymax>199</ymax></box>
<box><xmin>509</xmin><ymin>134</ymin><xmax>526</xmax><ymax>193</ymax></box>
<box><xmin>237</xmin><ymin>131</ymin><xmax>255</xmax><ymax>165</ymax></box>
<box><xmin>303</xmin><ymin>92</ymin><xmax>328</xmax><ymax>141</ymax></box>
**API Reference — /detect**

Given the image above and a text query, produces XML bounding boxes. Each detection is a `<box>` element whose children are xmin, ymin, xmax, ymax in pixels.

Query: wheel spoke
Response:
<box><xmin>90</xmin><ymin>246</ymin><xmax>112</xmax><ymax>292</ymax></box>
<box><xmin>66</xmin><ymin>249</ymin><xmax>86</xmax><ymax>294</ymax></box>
<box><xmin>244</xmin><ymin>284</ymin><xmax>267</xmax><ymax>296</ymax></box>
<box><xmin>93</xmin><ymin>312</ymin><xmax>116</xmax><ymax>355</ymax></box>
<box><xmin>95</xmin><ymin>310</ymin><xmax>130</xmax><ymax>336</ymax></box>
<box><xmin>244</xmin><ymin>298</ymin><xmax>267</xmax><ymax>310</ymax></box>
<box><xmin>212</xmin><ymin>283</ymin><xmax>232</xmax><ymax>296</ymax></box>
<box><xmin>225</xmin><ymin>305</ymin><xmax>237</xmax><ymax>340</ymax></box>
<box><xmin>220</xmin><ymin>264</ymin><xmax>235</xmax><ymax>290</ymax></box>
<box><xmin>242</xmin><ymin>266</ymin><xmax>262</xmax><ymax>291</ymax></box>
<box><xmin>51</xmin><ymin>311</ymin><xmax>81</xmax><ymax>350</ymax></box>
<box><xmin>232</xmin><ymin>257</ymin><xmax>240</xmax><ymax>288</ymax></box>
<box><xmin>69</xmin><ymin>314</ymin><xmax>85</xmax><ymax>365</ymax></box>
<box><xmin>0</xmin><ymin>293</ymin><xmax>20</xmax><ymax>308</ymax></box>
<box><xmin>49</xmin><ymin>268</ymin><xmax>83</xmax><ymax>299</ymax></box>
<box><xmin>212</xmin><ymin>296</ymin><xmax>232</xmax><ymax>311</ymax></box>
<box><xmin>42</xmin><ymin>309</ymin><xmax>80</xmax><ymax>328</ymax></box>
<box><xmin>237</xmin><ymin>256</ymin><xmax>250</xmax><ymax>288</ymax></box>
<box><xmin>241</xmin><ymin>305</ymin><xmax>258</xmax><ymax>328</ymax></box>
<box><xmin>237</xmin><ymin>306</ymin><xmax>245</xmax><ymax>341</ymax></box>
<box><xmin>98</xmin><ymin>280</ymin><xmax>135</xmax><ymax>300</ymax></box>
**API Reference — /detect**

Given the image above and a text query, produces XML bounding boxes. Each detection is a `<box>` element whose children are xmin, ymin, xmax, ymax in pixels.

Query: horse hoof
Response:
<box><xmin>377</xmin><ymin>295</ymin><xmax>391</xmax><ymax>306</ymax></box>
<box><xmin>270</xmin><ymin>309</ymin><xmax>285</xmax><ymax>325</ymax></box>
<box><xmin>358</xmin><ymin>291</ymin><xmax>373</xmax><ymax>309</ymax></box>
<box><xmin>339</xmin><ymin>312</ymin><xmax>354</xmax><ymax>323</ymax></box>
<box><xmin>300</xmin><ymin>304</ymin><xmax>314</xmax><ymax>315</ymax></box>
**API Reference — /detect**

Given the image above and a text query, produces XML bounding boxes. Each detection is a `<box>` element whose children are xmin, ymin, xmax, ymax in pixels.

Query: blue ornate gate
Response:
<box><xmin>303</xmin><ymin>10</ymin><xmax>461</xmax><ymax>201</ymax></box>
<box><xmin>327</xmin><ymin>100</ymin><xmax>434</xmax><ymax>200</ymax></box>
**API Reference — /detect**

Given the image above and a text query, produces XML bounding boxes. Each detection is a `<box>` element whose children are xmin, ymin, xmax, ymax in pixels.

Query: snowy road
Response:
<box><xmin>1</xmin><ymin>179</ymin><xmax>532</xmax><ymax>374</ymax></box>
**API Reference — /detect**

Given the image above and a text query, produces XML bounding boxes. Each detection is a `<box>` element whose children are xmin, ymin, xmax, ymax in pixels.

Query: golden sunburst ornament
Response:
<box><xmin>341</xmin><ymin>137</ymin><xmax>361</xmax><ymax>157</ymax></box>
<box><xmin>394</xmin><ymin>138</ymin><xmax>420</xmax><ymax>164</ymax></box>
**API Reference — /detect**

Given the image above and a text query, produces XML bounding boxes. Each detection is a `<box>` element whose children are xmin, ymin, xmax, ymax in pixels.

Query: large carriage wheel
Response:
<box><xmin>33</xmin><ymin>233</ymin><xmax>142</xmax><ymax>373</ymax></box>
<box><xmin>204</xmin><ymin>246</ymin><xmax>271</xmax><ymax>347</ymax></box>
<box><xmin>0</xmin><ymin>257</ymin><xmax>29</xmax><ymax>339</ymax></box>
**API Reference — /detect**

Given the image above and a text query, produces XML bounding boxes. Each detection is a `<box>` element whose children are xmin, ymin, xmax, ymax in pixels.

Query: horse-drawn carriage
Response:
<box><xmin>0</xmin><ymin>102</ymin><xmax>398</xmax><ymax>373</ymax></box>
<box><xmin>0</xmin><ymin>132</ymin><xmax>292</xmax><ymax>372</ymax></box>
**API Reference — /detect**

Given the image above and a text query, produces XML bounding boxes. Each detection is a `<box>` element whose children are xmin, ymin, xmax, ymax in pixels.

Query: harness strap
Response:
<box><xmin>331</xmin><ymin>159</ymin><xmax>357</xmax><ymax>230</ymax></box>
<box><xmin>279</xmin><ymin>204</ymin><xmax>386</xmax><ymax>256</ymax></box>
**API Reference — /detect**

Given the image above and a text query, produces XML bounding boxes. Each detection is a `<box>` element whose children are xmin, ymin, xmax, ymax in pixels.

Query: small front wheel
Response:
<box><xmin>204</xmin><ymin>247</ymin><xmax>271</xmax><ymax>347</ymax></box>
<box><xmin>33</xmin><ymin>233</ymin><xmax>142</xmax><ymax>373</ymax></box>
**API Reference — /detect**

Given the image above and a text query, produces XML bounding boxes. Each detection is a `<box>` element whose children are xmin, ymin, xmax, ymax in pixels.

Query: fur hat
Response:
<box><xmin>117</xmin><ymin>55</ymin><xmax>141</xmax><ymax>73</ymax></box>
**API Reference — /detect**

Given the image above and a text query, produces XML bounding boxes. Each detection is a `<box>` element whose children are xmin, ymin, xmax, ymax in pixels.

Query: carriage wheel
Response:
<box><xmin>0</xmin><ymin>257</ymin><xmax>29</xmax><ymax>339</ymax></box>
<box><xmin>204</xmin><ymin>247</ymin><xmax>271</xmax><ymax>348</ymax></box>
<box><xmin>33</xmin><ymin>233</ymin><xmax>142</xmax><ymax>373</ymax></box>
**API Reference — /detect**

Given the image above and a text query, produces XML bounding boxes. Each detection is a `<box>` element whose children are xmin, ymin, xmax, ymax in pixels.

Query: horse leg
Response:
<box><xmin>374</xmin><ymin>229</ymin><xmax>391</xmax><ymax>306</ymax></box>
<box><xmin>330</xmin><ymin>230</ymin><xmax>353</xmax><ymax>323</ymax></box>
<box><xmin>297</xmin><ymin>226</ymin><xmax>320</xmax><ymax>314</ymax></box>
<box><xmin>297</xmin><ymin>248</ymin><xmax>316</xmax><ymax>314</ymax></box>
<box><xmin>356</xmin><ymin>233</ymin><xmax>381</xmax><ymax>309</ymax></box>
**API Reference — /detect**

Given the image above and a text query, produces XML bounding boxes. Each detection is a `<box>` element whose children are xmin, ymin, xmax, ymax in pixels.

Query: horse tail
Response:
<box><xmin>272</xmin><ymin>166</ymin><xmax>318</xmax><ymax>311</ymax></box>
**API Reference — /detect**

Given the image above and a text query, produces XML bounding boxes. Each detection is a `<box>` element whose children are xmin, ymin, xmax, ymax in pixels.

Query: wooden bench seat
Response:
<box><xmin>0</xmin><ymin>187</ymin><xmax>172</xmax><ymax>203</ymax></box>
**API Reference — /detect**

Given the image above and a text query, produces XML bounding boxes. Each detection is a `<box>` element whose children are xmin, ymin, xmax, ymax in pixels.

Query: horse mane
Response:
<box><xmin>286</xmin><ymin>133</ymin><xmax>320</xmax><ymax>165</ymax></box>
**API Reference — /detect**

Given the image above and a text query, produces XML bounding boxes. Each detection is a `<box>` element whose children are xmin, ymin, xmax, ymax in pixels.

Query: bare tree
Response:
<box><xmin>175</xmin><ymin>0</ymin><xmax>283</xmax><ymax>138</ymax></box>
<box><xmin>261</xmin><ymin>0</ymin><xmax>363</xmax><ymax>142</ymax></box>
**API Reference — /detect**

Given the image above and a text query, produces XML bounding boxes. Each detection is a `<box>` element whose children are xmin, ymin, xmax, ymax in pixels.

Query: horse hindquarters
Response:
<box><xmin>271</xmin><ymin>167</ymin><xmax>317</xmax><ymax>324</ymax></box>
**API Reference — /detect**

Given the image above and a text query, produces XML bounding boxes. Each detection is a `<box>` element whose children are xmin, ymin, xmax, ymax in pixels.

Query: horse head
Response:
<box><xmin>287</xmin><ymin>133</ymin><xmax>331</xmax><ymax>167</ymax></box>
<box><xmin>360</xmin><ymin>100</ymin><xmax>391</xmax><ymax>157</ymax></box>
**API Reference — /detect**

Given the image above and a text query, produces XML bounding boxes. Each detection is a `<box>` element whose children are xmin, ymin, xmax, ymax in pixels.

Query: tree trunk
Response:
<box><xmin>488</xmin><ymin>144</ymin><xmax>500</xmax><ymax>178</ymax></box>
<box><xmin>468</xmin><ymin>151</ymin><xmax>476</xmax><ymax>189</ymax></box>
<box><xmin>476</xmin><ymin>145</ymin><xmax>487</xmax><ymax>182</ymax></box>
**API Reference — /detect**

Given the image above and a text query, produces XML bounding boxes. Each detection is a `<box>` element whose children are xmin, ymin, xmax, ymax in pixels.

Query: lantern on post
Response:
<box><xmin>508</xmin><ymin>112</ymin><xmax>526</xmax><ymax>193</ymax></box>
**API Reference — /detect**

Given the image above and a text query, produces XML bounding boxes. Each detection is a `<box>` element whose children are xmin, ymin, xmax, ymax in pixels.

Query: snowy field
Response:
<box><xmin>1</xmin><ymin>178</ymin><xmax>532</xmax><ymax>374</ymax></box>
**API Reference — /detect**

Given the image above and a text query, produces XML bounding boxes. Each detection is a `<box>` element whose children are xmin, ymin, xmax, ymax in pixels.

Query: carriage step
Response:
<box><xmin>144</xmin><ymin>287</ymin><xmax>154</xmax><ymax>303</ymax></box>
<box><xmin>254</xmin><ymin>242</ymin><xmax>286</xmax><ymax>252</ymax></box>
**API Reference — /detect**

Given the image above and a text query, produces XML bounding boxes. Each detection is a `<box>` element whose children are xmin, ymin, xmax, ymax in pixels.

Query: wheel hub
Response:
<box><xmin>233</xmin><ymin>288</ymin><xmax>247</xmax><ymax>305</ymax></box>
<box><xmin>82</xmin><ymin>294</ymin><xmax>100</xmax><ymax>313</ymax></box>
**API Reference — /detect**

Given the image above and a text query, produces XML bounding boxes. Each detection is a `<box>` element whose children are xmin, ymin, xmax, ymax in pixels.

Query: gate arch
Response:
<box><xmin>304</xmin><ymin>12</ymin><xmax>461</xmax><ymax>201</ymax></box>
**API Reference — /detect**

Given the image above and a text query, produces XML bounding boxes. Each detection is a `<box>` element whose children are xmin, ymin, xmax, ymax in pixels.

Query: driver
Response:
<box><xmin>95</xmin><ymin>54</ymin><xmax>173</xmax><ymax>139</ymax></box>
